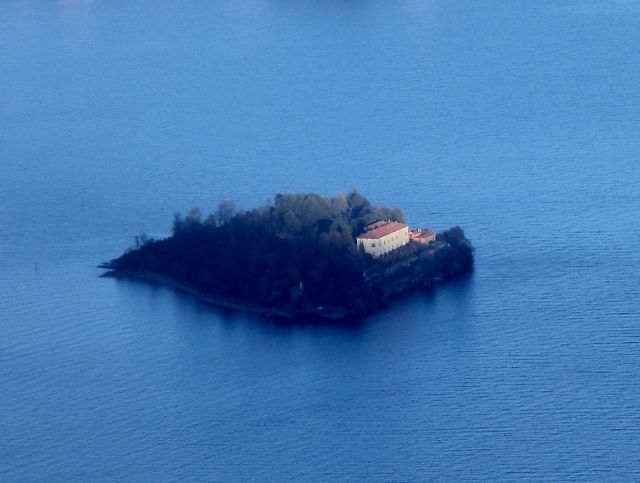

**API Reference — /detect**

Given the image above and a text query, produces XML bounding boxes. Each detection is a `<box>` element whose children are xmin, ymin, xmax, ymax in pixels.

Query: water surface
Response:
<box><xmin>2</xmin><ymin>0</ymin><xmax>640</xmax><ymax>480</ymax></box>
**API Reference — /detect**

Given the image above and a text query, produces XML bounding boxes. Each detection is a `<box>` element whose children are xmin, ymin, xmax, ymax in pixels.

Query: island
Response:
<box><xmin>101</xmin><ymin>191</ymin><xmax>474</xmax><ymax>320</ymax></box>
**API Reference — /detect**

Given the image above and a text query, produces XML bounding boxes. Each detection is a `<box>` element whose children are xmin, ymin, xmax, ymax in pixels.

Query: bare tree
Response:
<box><xmin>215</xmin><ymin>200</ymin><xmax>236</xmax><ymax>226</ymax></box>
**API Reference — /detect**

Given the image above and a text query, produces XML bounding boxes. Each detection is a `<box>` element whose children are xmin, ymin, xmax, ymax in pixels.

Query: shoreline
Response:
<box><xmin>101</xmin><ymin>268</ymin><xmax>354</xmax><ymax>321</ymax></box>
<box><xmin>98</xmin><ymin>194</ymin><xmax>474</xmax><ymax>322</ymax></box>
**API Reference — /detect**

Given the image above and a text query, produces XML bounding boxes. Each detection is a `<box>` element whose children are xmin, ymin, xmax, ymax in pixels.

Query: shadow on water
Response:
<box><xmin>107</xmin><ymin>270</ymin><xmax>476</xmax><ymax>334</ymax></box>
<box><xmin>368</xmin><ymin>271</ymin><xmax>476</xmax><ymax>321</ymax></box>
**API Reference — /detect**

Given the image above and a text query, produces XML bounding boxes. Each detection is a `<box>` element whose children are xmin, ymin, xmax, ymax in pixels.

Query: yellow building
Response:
<box><xmin>356</xmin><ymin>221</ymin><xmax>410</xmax><ymax>257</ymax></box>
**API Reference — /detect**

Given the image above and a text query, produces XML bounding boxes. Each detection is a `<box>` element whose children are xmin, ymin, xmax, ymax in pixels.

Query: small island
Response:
<box><xmin>101</xmin><ymin>191</ymin><xmax>474</xmax><ymax>320</ymax></box>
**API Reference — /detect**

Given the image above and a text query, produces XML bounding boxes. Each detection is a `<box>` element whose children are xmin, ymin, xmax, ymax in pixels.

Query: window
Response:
<box><xmin>371</xmin><ymin>243</ymin><xmax>375</xmax><ymax>247</ymax></box>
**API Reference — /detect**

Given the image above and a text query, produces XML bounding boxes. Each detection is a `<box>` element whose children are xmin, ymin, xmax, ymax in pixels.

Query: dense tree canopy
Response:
<box><xmin>106</xmin><ymin>191</ymin><xmax>472</xmax><ymax>316</ymax></box>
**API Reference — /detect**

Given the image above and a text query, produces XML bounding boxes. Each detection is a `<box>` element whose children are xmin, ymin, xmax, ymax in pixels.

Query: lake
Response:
<box><xmin>2</xmin><ymin>0</ymin><xmax>640</xmax><ymax>480</ymax></box>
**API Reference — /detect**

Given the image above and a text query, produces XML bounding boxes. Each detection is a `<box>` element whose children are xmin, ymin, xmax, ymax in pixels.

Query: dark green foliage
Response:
<box><xmin>435</xmin><ymin>226</ymin><xmax>474</xmax><ymax>276</ymax></box>
<box><xmin>108</xmin><ymin>191</ymin><xmax>473</xmax><ymax>315</ymax></box>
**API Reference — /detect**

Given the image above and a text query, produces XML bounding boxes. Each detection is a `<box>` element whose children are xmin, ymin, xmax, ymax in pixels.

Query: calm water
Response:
<box><xmin>2</xmin><ymin>0</ymin><xmax>640</xmax><ymax>480</ymax></box>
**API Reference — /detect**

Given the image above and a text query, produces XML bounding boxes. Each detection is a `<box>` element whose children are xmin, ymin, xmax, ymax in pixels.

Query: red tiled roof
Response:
<box><xmin>411</xmin><ymin>230</ymin><xmax>435</xmax><ymax>239</ymax></box>
<box><xmin>366</xmin><ymin>221</ymin><xmax>388</xmax><ymax>231</ymax></box>
<box><xmin>357</xmin><ymin>222</ymin><xmax>408</xmax><ymax>240</ymax></box>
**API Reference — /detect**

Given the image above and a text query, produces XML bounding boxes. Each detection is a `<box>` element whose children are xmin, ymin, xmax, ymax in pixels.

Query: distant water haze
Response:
<box><xmin>2</xmin><ymin>0</ymin><xmax>640</xmax><ymax>480</ymax></box>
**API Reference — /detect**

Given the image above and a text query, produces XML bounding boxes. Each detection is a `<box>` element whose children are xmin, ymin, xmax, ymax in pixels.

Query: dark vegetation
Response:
<box><xmin>103</xmin><ymin>191</ymin><xmax>474</xmax><ymax>318</ymax></box>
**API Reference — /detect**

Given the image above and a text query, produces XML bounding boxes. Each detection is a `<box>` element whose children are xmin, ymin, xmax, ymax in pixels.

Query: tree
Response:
<box><xmin>185</xmin><ymin>207</ymin><xmax>202</xmax><ymax>228</ymax></box>
<box><xmin>134</xmin><ymin>232</ymin><xmax>150</xmax><ymax>249</ymax></box>
<box><xmin>215</xmin><ymin>200</ymin><xmax>236</xmax><ymax>226</ymax></box>
<box><xmin>172</xmin><ymin>213</ymin><xmax>185</xmax><ymax>234</ymax></box>
<box><xmin>204</xmin><ymin>214</ymin><xmax>217</xmax><ymax>228</ymax></box>
<box><xmin>282</xmin><ymin>211</ymin><xmax>302</xmax><ymax>234</ymax></box>
<box><xmin>331</xmin><ymin>193</ymin><xmax>348</xmax><ymax>215</ymax></box>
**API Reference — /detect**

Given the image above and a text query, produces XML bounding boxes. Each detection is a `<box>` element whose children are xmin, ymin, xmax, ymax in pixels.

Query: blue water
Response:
<box><xmin>2</xmin><ymin>0</ymin><xmax>640</xmax><ymax>480</ymax></box>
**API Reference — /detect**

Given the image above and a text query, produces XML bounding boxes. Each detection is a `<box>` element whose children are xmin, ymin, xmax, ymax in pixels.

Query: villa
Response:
<box><xmin>356</xmin><ymin>221</ymin><xmax>437</xmax><ymax>257</ymax></box>
<box><xmin>356</xmin><ymin>221</ymin><xmax>410</xmax><ymax>257</ymax></box>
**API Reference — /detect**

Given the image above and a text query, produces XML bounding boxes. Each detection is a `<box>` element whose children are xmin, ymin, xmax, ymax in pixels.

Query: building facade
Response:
<box><xmin>409</xmin><ymin>229</ymin><xmax>436</xmax><ymax>244</ymax></box>
<box><xmin>356</xmin><ymin>221</ymin><xmax>410</xmax><ymax>257</ymax></box>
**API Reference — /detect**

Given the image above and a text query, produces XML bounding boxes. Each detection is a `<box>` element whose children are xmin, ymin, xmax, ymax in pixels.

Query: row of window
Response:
<box><xmin>371</xmin><ymin>236</ymin><xmax>406</xmax><ymax>248</ymax></box>
<box><xmin>361</xmin><ymin>230</ymin><xmax>408</xmax><ymax>250</ymax></box>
